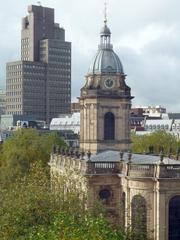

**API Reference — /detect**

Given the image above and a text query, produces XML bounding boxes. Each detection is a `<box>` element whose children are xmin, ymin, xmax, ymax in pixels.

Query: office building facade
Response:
<box><xmin>0</xmin><ymin>89</ymin><xmax>6</xmax><ymax>115</ymax></box>
<box><xmin>6</xmin><ymin>5</ymin><xmax>71</xmax><ymax>123</ymax></box>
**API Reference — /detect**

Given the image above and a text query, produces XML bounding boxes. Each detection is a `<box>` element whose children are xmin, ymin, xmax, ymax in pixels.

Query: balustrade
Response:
<box><xmin>86</xmin><ymin>161</ymin><xmax>121</xmax><ymax>174</ymax></box>
<box><xmin>159</xmin><ymin>165</ymin><xmax>180</xmax><ymax>178</ymax></box>
<box><xmin>128</xmin><ymin>164</ymin><xmax>155</xmax><ymax>178</ymax></box>
<box><xmin>49</xmin><ymin>153</ymin><xmax>180</xmax><ymax>179</ymax></box>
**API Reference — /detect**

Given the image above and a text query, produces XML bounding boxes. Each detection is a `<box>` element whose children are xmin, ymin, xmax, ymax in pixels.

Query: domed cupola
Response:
<box><xmin>88</xmin><ymin>12</ymin><xmax>124</xmax><ymax>75</ymax></box>
<box><xmin>100</xmin><ymin>24</ymin><xmax>111</xmax><ymax>36</ymax></box>
<box><xmin>79</xmin><ymin>4</ymin><xmax>132</xmax><ymax>154</ymax></box>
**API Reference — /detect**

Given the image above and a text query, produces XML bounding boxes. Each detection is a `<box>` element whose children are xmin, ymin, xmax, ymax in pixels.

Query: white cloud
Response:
<box><xmin>0</xmin><ymin>0</ymin><xmax>180</xmax><ymax>112</ymax></box>
<box><xmin>118</xmin><ymin>23</ymin><xmax>175</xmax><ymax>53</ymax></box>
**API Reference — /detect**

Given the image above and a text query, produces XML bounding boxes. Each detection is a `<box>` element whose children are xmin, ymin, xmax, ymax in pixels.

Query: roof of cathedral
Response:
<box><xmin>88</xmin><ymin>150</ymin><xmax>180</xmax><ymax>165</ymax></box>
<box><xmin>88</xmin><ymin>16</ymin><xmax>124</xmax><ymax>75</ymax></box>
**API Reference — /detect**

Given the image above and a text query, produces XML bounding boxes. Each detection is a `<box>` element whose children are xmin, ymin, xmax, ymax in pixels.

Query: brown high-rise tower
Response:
<box><xmin>6</xmin><ymin>5</ymin><xmax>71</xmax><ymax>123</ymax></box>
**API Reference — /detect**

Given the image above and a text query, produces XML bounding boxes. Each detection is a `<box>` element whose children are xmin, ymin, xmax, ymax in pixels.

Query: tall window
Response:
<box><xmin>131</xmin><ymin>195</ymin><xmax>147</xmax><ymax>237</ymax></box>
<box><xmin>104</xmin><ymin>112</ymin><xmax>115</xmax><ymax>140</ymax></box>
<box><xmin>121</xmin><ymin>192</ymin><xmax>126</xmax><ymax>228</ymax></box>
<box><xmin>169</xmin><ymin>195</ymin><xmax>180</xmax><ymax>240</ymax></box>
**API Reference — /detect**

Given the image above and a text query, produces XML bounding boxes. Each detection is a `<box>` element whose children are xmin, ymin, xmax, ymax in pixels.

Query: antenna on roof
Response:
<box><xmin>37</xmin><ymin>1</ymin><xmax>42</xmax><ymax>6</ymax></box>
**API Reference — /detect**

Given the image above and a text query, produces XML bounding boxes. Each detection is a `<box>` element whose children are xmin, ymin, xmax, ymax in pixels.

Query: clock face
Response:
<box><xmin>104</xmin><ymin>78</ymin><xmax>114</xmax><ymax>88</ymax></box>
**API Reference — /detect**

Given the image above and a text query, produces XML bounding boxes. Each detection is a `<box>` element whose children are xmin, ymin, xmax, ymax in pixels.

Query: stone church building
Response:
<box><xmin>50</xmin><ymin>15</ymin><xmax>180</xmax><ymax>240</ymax></box>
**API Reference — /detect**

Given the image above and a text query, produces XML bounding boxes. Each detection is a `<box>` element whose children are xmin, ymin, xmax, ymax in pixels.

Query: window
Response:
<box><xmin>169</xmin><ymin>196</ymin><xmax>180</xmax><ymax>240</ymax></box>
<box><xmin>121</xmin><ymin>192</ymin><xmax>125</xmax><ymax>228</ymax></box>
<box><xmin>99</xmin><ymin>189</ymin><xmax>111</xmax><ymax>200</ymax></box>
<box><xmin>99</xmin><ymin>187</ymin><xmax>111</xmax><ymax>205</ymax></box>
<box><xmin>131</xmin><ymin>195</ymin><xmax>147</xmax><ymax>237</ymax></box>
<box><xmin>104</xmin><ymin>112</ymin><xmax>115</xmax><ymax>140</ymax></box>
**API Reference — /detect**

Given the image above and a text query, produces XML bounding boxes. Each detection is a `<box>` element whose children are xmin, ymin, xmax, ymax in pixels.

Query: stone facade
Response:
<box><xmin>79</xmin><ymin>18</ymin><xmax>132</xmax><ymax>154</ymax></box>
<box><xmin>49</xmin><ymin>12</ymin><xmax>180</xmax><ymax>240</ymax></box>
<box><xmin>49</xmin><ymin>150</ymin><xmax>180</xmax><ymax>240</ymax></box>
<box><xmin>79</xmin><ymin>77</ymin><xmax>132</xmax><ymax>154</ymax></box>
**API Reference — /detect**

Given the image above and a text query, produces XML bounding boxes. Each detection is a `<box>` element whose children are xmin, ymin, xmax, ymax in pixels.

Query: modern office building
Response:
<box><xmin>6</xmin><ymin>5</ymin><xmax>71</xmax><ymax>123</ymax></box>
<box><xmin>0</xmin><ymin>89</ymin><xmax>6</xmax><ymax>115</ymax></box>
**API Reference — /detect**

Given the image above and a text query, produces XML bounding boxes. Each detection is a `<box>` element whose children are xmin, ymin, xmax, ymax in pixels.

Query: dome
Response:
<box><xmin>100</xmin><ymin>25</ymin><xmax>111</xmax><ymax>36</ymax></box>
<box><xmin>88</xmin><ymin>21</ymin><xmax>124</xmax><ymax>75</ymax></box>
<box><xmin>88</xmin><ymin>48</ymin><xmax>124</xmax><ymax>75</ymax></box>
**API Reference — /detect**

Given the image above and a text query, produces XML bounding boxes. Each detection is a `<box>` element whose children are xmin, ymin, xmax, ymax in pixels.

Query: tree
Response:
<box><xmin>0</xmin><ymin>163</ymin><xmax>55</xmax><ymax>239</ymax></box>
<box><xmin>0</xmin><ymin>128</ymin><xmax>151</xmax><ymax>240</ymax></box>
<box><xmin>0</xmin><ymin>128</ymin><xmax>66</xmax><ymax>180</ymax></box>
<box><xmin>0</xmin><ymin>162</ymin><xmax>125</xmax><ymax>240</ymax></box>
<box><xmin>131</xmin><ymin>130</ymin><xmax>180</xmax><ymax>155</ymax></box>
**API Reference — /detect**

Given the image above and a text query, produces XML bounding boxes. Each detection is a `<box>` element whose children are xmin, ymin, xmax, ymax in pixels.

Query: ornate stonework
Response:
<box><xmin>49</xmin><ymin>149</ymin><xmax>180</xmax><ymax>240</ymax></box>
<box><xmin>49</xmin><ymin>12</ymin><xmax>180</xmax><ymax>240</ymax></box>
<box><xmin>79</xmin><ymin>19</ymin><xmax>133</xmax><ymax>154</ymax></box>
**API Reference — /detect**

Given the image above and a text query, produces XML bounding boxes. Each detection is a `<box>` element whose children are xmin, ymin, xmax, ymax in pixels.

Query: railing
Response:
<box><xmin>159</xmin><ymin>165</ymin><xmax>180</xmax><ymax>178</ymax></box>
<box><xmin>86</xmin><ymin>161</ymin><xmax>121</xmax><ymax>174</ymax></box>
<box><xmin>49</xmin><ymin>154</ymin><xmax>87</xmax><ymax>173</ymax></box>
<box><xmin>128</xmin><ymin>164</ymin><xmax>155</xmax><ymax>178</ymax></box>
<box><xmin>128</xmin><ymin>164</ymin><xmax>180</xmax><ymax>179</ymax></box>
<box><xmin>49</xmin><ymin>153</ymin><xmax>180</xmax><ymax>179</ymax></box>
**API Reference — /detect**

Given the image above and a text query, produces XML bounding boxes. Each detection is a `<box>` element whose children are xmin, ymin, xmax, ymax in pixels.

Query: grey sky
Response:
<box><xmin>0</xmin><ymin>0</ymin><xmax>180</xmax><ymax>111</ymax></box>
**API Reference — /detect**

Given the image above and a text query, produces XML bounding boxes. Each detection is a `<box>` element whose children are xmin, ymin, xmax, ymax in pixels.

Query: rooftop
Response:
<box><xmin>87</xmin><ymin>150</ymin><xmax>179</xmax><ymax>165</ymax></box>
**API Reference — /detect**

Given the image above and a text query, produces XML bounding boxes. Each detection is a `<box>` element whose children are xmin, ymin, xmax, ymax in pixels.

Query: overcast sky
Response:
<box><xmin>0</xmin><ymin>0</ymin><xmax>180</xmax><ymax>111</ymax></box>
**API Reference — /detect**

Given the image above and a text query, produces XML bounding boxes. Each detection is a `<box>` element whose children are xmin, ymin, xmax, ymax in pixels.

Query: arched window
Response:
<box><xmin>169</xmin><ymin>195</ymin><xmax>180</xmax><ymax>240</ymax></box>
<box><xmin>131</xmin><ymin>195</ymin><xmax>147</xmax><ymax>237</ymax></box>
<box><xmin>104</xmin><ymin>112</ymin><xmax>115</xmax><ymax>140</ymax></box>
<box><xmin>121</xmin><ymin>192</ymin><xmax>126</xmax><ymax>228</ymax></box>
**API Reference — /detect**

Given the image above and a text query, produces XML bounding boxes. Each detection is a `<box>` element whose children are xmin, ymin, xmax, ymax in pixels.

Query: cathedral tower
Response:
<box><xmin>79</xmin><ymin>12</ymin><xmax>133</xmax><ymax>154</ymax></box>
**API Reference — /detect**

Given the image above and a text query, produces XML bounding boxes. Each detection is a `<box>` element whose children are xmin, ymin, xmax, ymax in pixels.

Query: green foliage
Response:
<box><xmin>23</xmin><ymin>212</ymin><xmax>125</xmax><ymax>240</ymax></box>
<box><xmin>0</xmin><ymin>128</ymin><xmax>151</xmax><ymax>240</ymax></box>
<box><xmin>0</xmin><ymin>128</ymin><xmax>66</xmax><ymax>180</ymax></box>
<box><xmin>131</xmin><ymin>130</ymin><xmax>180</xmax><ymax>155</ymax></box>
<box><xmin>0</xmin><ymin>163</ymin><xmax>124</xmax><ymax>240</ymax></box>
<box><xmin>0</xmin><ymin>163</ymin><xmax>55</xmax><ymax>240</ymax></box>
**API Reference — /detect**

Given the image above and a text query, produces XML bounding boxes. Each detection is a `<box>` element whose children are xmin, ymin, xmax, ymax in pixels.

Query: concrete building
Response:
<box><xmin>134</xmin><ymin>114</ymin><xmax>180</xmax><ymax>139</ymax></box>
<box><xmin>71</xmin><ymin>102</ymin><xmax>80</xmax><ymax>113</ymax></box>
<box><xmin>132</xmin><ymin>105</ymin><xmax>166</xmax><ymax>119</ymax></box>
<box><xmin>0</xmin><ymin>114</ymin><xmax>35</xmax><ymax>131</ymax></box>
<box><xmin>145</xmin><ymin>119</ymin><xmax>173</xmax><ymax>132</ymax></box>
<box><xmin>0</xmin><ymin>89</ymin><xmax>6</xmax><ymax>115</ymax></box>
<box><xmin>6</xmin><ymin>5</ymin><xmax>71</xmax><ymax>123</ymax></box>
<box><xmin>50</xmin><ymin>112</ymin><xmax>80</xmax><ymax>134</ymax></box>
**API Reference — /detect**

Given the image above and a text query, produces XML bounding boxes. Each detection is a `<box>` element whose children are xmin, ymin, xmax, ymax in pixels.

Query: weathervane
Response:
<box><xmin>104</xmin><ymin>1</ymin><xmax>107</xmax><ymax>24</ymax></box>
